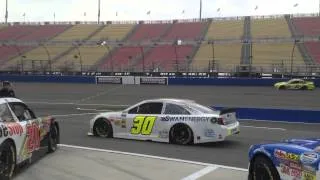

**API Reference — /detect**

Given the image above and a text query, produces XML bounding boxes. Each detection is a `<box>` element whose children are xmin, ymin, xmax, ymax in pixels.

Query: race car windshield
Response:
<box><xmin>186</xmin><ymin>103</ymin><xmax>216</xmax><ymax>114</ymax></box>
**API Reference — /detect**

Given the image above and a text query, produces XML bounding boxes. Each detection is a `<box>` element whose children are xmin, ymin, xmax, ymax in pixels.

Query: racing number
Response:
<box><xmin>26</xmin><ymin>123</ymin><xmax>40</xmax><ymax>153</ymax></box>
<box><xmin>131</xmin><ymin>116</ymin><xmax>156</xmax><ymax>135</ymax></box>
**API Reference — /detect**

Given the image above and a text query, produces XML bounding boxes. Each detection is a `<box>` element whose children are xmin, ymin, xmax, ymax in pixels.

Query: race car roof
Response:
<box><xmin>143</xmin><ymin>98</ymin><xmax>195</xmax><ymax>104</ymax></box>
<box><xmin>0</xmin><ymin>97</ymin><xmax>23</xmax><ymax>104</ymax></box>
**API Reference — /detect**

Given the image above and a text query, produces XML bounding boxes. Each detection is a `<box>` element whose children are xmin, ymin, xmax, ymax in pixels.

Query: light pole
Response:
<box><xmin>140</xmin><ymin>45</ymin><xmax>145</xmax><ymax>72</ymax></box>
<box><xmin>5</xmin><ymin>0</ymin><xmax>8</xmax><ymax>24</ymax></box>
<box><xmin>199</xmin><ymin>0</ymin><xmax>202</xmax><ymax>20</ymax></box>
<box><xmin>291</xmin><ymin>39</ymin><xmax>299</xmax><ymax>77</ymax></box>
<box><xmin>73</xmin><ymin>42</ymin><xmax>83</xmax><ymax>73</ymax></box>
<box><xmin>98</xmin><ymin>0</ymin><xmax>101</xmax><ymax>24</ymax></box>
<box><xmin>97</xmin><ymin>41</ymin><xmax>113</xmax><ymax>72</ymax></box>
<box><xmin>39</xmin><ymin>43</ymin><xmax>51</xmax><ymax>72</ymax></box>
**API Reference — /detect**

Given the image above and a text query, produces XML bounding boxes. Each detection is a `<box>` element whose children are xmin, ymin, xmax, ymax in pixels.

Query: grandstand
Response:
<box><xmin>0</xmin><ymin>13</ymin><xmax>319</xmax><ymax>74</ymax></box>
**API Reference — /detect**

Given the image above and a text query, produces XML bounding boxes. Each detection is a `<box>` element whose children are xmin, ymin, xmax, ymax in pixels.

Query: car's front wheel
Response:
<box><xmin>170</xmin><ymin>124</ymin><xmax>193</xmax><ymax>145</ymax></box>
<box><xmin>0</xmin><ymin>141</ymin><xmax>16</xmax><ymax>180</ymax></box>
<box><xmin>249</xmin><ymin>155</ymin><xmax>280</xmax><ymax>180</ymax></box>
<box><xmin>93</xmin><ymin>118</ymin><xmax>113</xmax><ymax>138</ymax></box>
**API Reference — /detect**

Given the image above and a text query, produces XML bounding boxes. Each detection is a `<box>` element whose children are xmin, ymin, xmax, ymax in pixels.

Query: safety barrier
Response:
<box><xmin>213</xmin><ymin>106</ymin><xmax>320</xmax><ymax>123</ymax></box>
<box><xmin>0</xmin><ymin>75</ymin><xmax>95</xmax><ymax>83</ymax></box>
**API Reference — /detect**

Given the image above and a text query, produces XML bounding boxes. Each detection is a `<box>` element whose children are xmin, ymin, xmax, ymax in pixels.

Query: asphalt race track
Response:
<box><xmin>10</xmin><ymin>83</ymin><xmax>320</xmax><ymax>179</ymax></box>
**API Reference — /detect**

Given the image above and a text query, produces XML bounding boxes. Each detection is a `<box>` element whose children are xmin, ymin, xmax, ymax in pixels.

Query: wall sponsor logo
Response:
<box><xmin>300</xmin><ymin>152</ymin><xmax>319</xmax><ymax>165</ymax></box>
<box><xmin>97</xmin><ymin>76</ymin><xmax>122</xmax><ymax>84</ymax></box>
<box><xmin>160</xmin><ymin>116</ymin><xmax>210</xmax><ymax>122</ymax></box>
<box><xmin>140</xmin><ymin>77</ymin><xmax>167</xmax><ymax>85</ymax></box>
<box><xmin>0</xmin><ymin>123</ymin><xmax>23</xmax><ymax>137</ymax></box>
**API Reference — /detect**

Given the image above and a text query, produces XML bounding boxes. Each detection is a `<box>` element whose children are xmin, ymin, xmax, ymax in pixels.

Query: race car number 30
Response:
<box><xmin>26</xmin><ymin>123</ymin><xmax>40</xmax><ymax>153</ymax></box>
<box><xmin>131</xmin><ymin>116</ymin><xmax>156</xmax><ymax>135</ymax></box>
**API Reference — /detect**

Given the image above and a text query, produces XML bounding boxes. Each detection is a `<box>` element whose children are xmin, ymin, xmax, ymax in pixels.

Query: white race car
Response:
<box><xmin>0</xmin><ymin>97</ymin><xmax>60</xmax><ymax>179</ymax></box>
<box><xmin>88</xmin><ymin>98</ymin><xmax>240</xmax><ymax>145</ymax></box>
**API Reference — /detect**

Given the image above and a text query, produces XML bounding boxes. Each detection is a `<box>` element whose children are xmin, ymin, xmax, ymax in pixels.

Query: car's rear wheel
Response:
<box><xmin>0</xmin><ymin>141</ymin><xmax>16</xmax><ymax>180</ymax></box>
<box><xmin>48</xmin><ymin>124</ymin><xmax>59</xmax><ymax>153</ymax></box>
<box><xmin>170</xmin><ymin>124</ymin><xmax>193</xmax><ymax>145</ymax></box>
<box><xmin>93</xmin><ymin>118</ymin><xmax>113</xmax><ymax>138</ymax></box>
<box><xmin>249</xmin><ymin>155</ymin><xmax>280</xmax><ymax>180</ymax></box>
<box><xmin>300</xmin><ymin>86</ymin><xmax>307</xmax><ymax>90</ymax></box>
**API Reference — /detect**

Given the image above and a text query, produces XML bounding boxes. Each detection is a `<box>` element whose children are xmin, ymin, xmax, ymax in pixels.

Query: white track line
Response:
<box><xmin>240</xmin><ymin>125</ymin><xmax>286</xmax><ymax>131</ymax></box>
<box><xmin>76</xmin><ymin>86</ymin><xmax>123</xmax><ymax>103</ymax></box>
<box><xmin>58</xmin><ymin>144</ymin><xmax>248</xmax><ymax>172</ymax></box>
<box><xmin>181</xmin><ymin>166</ymin><xmax>218</xmax><ymax>180</ymax></box>
<box><xmin>76</xmin><ymin>107</ymin><xmax>113</xmax><ymax>112</ymax></box>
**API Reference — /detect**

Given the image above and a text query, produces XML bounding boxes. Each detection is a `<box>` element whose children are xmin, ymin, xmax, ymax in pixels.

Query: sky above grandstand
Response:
<box><xmin>0</xmin><ymin>0</ymin><xmax>318</xmax><ymax>22</ymax></box>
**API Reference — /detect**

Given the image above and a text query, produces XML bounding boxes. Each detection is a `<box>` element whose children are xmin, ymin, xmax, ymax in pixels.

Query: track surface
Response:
<box><xmin>13</xmin><ymin>83</ymin><xmax>320</xmax><ymax>169</ymax></box>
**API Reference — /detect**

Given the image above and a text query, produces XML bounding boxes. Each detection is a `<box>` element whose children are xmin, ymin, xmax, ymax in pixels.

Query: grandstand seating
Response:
<box><xmin>128</xmin><ymin>23</ymin><xmax>170</xmax><ymax>41</ymax></box>
<box><xmin>192</xmin><ymin>43</ymin><xmax>242</xmax><ymax>71</ymax></box>
<box><xmin>0</xmin><ymin>46</ymin><xmax>31</xmax><ymax>67</ymax></box>
<box><xmin>0</xmin><ymin>25</ymin><xmax>38</xmax><ymax>40</ymax></box>
<box><xmin>251</xmin><ymin>43</ymin><xmax>305</xmax><ymax>69</ymax></box>
<box><xmin>163</xmin><ymin>22</ymin><xmax>205</xmax><ymax>40</ymax></box>
<box><xmin>139</xmin><ymin>45</ymin><xmax>194</xmax><ymax>71</ymax></box>
<box><xmin>18</xmin><ymin>25</ymin><xmax>70</xmax><ymax>41</ymax></box>
<box><xmin>304</xmin><ymin>42</ymin><xmax>320</xmax><ymax>64</ymax></box>
<box><xmin>292</xmin><ymin>16</ymin><xmax>320</xmax><ymax>36</ymax></box>
<box><xmin>53</xmin><ymin>45</ymin><xmax>109</xmax><ymax>71</ymax></box>
<box><xmin>206</xmin><ymin>20</ymin><xmax>244</xmax><ymax>39</ymax></box>
<box><xmin>99</xmin><ymin>46</ymin><xmax>141</xmax><ymax>71</ymax></box>
<box><xmin>53</xmin><ymin>24</ymin><xmax>100</xmax><ymax>41</ymax></box>
<box><xmin>251</xmin><ymin>18</ymin><xmax>292</xmax><ymax>38</ymax></box>
<box><xmin>89</xmin><ymin>24</ymin><xmax>134</xmax><ymax>41</ymax></box>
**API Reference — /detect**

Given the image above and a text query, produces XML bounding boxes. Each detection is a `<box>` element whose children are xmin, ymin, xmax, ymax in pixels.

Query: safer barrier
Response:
<box><xmin>168</xmin><ymin>77</ymin><xmax>320</xmax><ymax>86</ymax></box>
<box><xmin>213</xmin><ymin>106</ymin><xmax>320</xmax><ymax>123</ymax></box>
<box><xmin>0</xmin><ymin>75</ymin><xmax>95</xmax><ymax>83</ymax></box>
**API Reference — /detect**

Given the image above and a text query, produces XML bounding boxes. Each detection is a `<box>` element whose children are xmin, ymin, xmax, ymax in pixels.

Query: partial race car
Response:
<box><xmin>274</xmin><ymin>79</ymin><xmax>316</xmax><ymax>90</ymax></box>
<box><xmin>88</xmin><ymin>98</ymin><xmax>240</xmax><ymax>145</ymax></box>
<box><xmin>0</xmin><ymin>97</ymin><xmax>60</xmax><ymax>179</ymax></box>
<box><xmin>248</xmin><ymin>138</ymin><xmax>320</xmax><ymax>180</ymax></box>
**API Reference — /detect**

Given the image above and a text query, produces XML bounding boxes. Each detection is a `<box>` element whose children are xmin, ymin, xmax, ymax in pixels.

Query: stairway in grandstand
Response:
<box><xmin>241</xmin><ymin>16</ymin><xmax>251</xmax><ymax>65</ymax></box>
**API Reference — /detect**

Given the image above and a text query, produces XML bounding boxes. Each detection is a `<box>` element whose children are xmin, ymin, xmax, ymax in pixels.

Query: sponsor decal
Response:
<box><xmin>204</xmin><ymin>129</ymin><xmax>216</xmax><ymax>137</ymax></box>
<box><xmin>26</xmin><ymin>122</ymin><xmax>40</xmax><ymax>153</ymax></box>
<box><xmin>302</xmin><ymin>171</ymin><xmax>316</xmax><ymax>180</ymax></box>
<box><xmin>300</xmin><ymin>152</ymin><xmax>319</xmax><ymax>164</ymax></box>
<box><xmin>140</xmin><ymin>77</ymin><xmax>167</xmax><ymax>85</ymax></box>
<box><xmin>0</xmin><ymin>123</ymin><xmax>23</xmax><ymax>137</ymax></box>
<box><xmin>160</xmin><ymin>116</ymin><xmax>210</xmax><ymax>122</ymax></box>
<box><xmin>303</xmin><ymin>165</ymin><xmax>316</xmax><ymax>173</ymax></box>
<box><xmin>274</xmin><ymin>149</ymin><xmax>300</xmax><ymax>162</ymax></box>
<box><xmin>280</xmin><ymin>163</ymin><xmax>302</xmax><ymax>178</ymax></box>
<box><xmin>113</xmin><ymin>119</ymin><xmax>126</xmax><ymax>128</ymax></box>
<box><xmin>97</xmin><ymin>76</ymin><xmax>122</xmax><ymax>84</ymax></box>
<box><xmin>158</xmin><ymin>130</ymin><xmax>169</xmax><ymax>138</ymax></box>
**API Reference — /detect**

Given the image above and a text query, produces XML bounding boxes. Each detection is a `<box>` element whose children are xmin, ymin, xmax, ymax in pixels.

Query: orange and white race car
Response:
<box><xmin>0</xmin><ymin>97</ymin><xmax>60</xmax><ymax>179</ymax></box>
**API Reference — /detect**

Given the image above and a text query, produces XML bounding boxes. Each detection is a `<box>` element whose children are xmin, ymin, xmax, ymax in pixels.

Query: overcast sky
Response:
<box><xmin>0</xmin><ymin>0</ymin><xmax>318</xmax><ymax>22</ymax></box>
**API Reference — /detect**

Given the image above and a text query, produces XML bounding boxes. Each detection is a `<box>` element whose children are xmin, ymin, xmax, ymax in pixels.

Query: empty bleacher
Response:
<box><xmin>251</xmin><ymin>43</ymin><xmax>305</xmax><ymax>71</ymax></box>
<box><xmin>0</xmin><ymin>46</ymin><xmax>31</xmax><ymax>68</ymax></box>
<box><xmin>163</xmin><ymin>22</ymin><xmax>205</xmax><ymax>40</ymax></box>
<box><xmin>192</xmin><ymin>43</ymin><xmax>242</xmax><ymax>71</ymax></box>
<box><xmin>139</xmin><ymin>45</ymin><xmax>194</xmax><ymax>71</ymax></box>
<box><xmin>0</xmin><ymin>25</ymin><xmax>38</xmax><ymax>40</ymax></box>
<box><xmin>292</xmin><ymin>16</ymin><xmax>320</xmax><ymax>36</ymax></box>
<box><xmin>206</xmin><ymin>20</ymin><xmax>244</xmax><ymax>40</ymax></box>
<box><xmin>53</xmin><ymin>24</ymin><xmax>100</xmax><ymax>41</ymax></box>
<box><xmin>304</xmin><ymin>41</ymin><xmax>320</xmax><ymax>64</ymax></box>
<box><xmin>18</xmin><ymin>25</ymin><xmax>70</xmax><ymax>41</ymax></box>
<box><xmin>128</xmin><ymin>23</ymin><xmax>170</xmax><ymax>41</ymax></box>
<box><xmin>89</xmin><ymin>24</ymin><xmax>134</xmax><ymax>41</ymax></box>
<box><xmin>99</xmin><ymin>46</ymin><xmax>141</xmax><ymax>71</ymax></box>
<box><xmin>251</xmin><ymin>17</ymin><xmax>291</xmax><ymax>38</ymax></box>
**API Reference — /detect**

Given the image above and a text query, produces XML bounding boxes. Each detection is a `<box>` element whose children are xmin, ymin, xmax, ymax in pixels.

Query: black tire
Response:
<box><xmin>278</xmin><ymin>86</ymin><xmax>286</xmax><ymax>90</ymax></box>
<box><xmin>249</xmin><ymin>155</ymin><xmax>280</xmax><ymax>180</ymax></box>
<box><xmin>300</xmin><ymin>86</ymin><xmax>307</xmax><ymax>90</ymax></box>
<box><xmin>48</xmin><ymin>124</ymin><xmax>59</xmax><ymax>153</ymax></box>
<box><xmin>93</xmin><ymin>118</ymin><xmax>113</xmax><ymax>138</ymax></box>
<box><xmin>0</xmin><ymin>141</ymin><xmax>16</xmax><ymax>180</ymax></box>
<box><xmin>170</xmin><ymin>124</ymin><xmax>193</xmax><ymax>145</ymax></box>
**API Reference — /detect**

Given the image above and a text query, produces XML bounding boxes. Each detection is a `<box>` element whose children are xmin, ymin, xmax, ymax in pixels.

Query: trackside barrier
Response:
<box><xmin>0</xmin><ymin>75</ymin><xmax>95</xmax><ymax>83</ymax></box>
<box><xmin>168</xmin><ymin>77</ymin><xmax>320</xmax><ymax>86</ymax></box>
<box><xmin>213</xmin><ymin>106</ymin><xmax>320</xmax><ymax>123</ymax></box>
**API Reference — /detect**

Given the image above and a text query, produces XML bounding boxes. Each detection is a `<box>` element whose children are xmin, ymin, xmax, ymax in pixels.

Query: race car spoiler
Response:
<box><xmin>219</xmin><ymin>108</ymin><xmax>237</xmax><ymax>115</ymax></box>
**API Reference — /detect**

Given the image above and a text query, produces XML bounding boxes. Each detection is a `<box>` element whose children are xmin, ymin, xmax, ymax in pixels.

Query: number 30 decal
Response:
<box><xmin>131</xmin><ymin>116</ymin><xmax>156</xmax><ymax>135</ymax></box>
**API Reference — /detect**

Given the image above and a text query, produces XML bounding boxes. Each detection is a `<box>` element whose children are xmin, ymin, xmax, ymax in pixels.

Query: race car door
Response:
<box><xmin>8</xmin><ymin>102</ymin><xmax>43</xmax><ymax>161</ymax></box>
<box><xmin>124</xmin><ymin>102</ymin><xmax>164</xmax><ymax>140</ymax></box>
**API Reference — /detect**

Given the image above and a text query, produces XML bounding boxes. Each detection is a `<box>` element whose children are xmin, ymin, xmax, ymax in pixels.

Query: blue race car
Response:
<box><xmin>248</xmin><ymin>138</ymin><xmax>320</xmax><ymax>180</ymax></box>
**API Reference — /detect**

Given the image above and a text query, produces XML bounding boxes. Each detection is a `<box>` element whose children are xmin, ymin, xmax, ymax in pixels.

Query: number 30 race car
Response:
<box><xmin>88</xmin><ymin>98</ymin><xmax>240</xmax><ymax>145</ymax></box>
<box><xmin>0</xmin><ymin>97</ymin><xmax>60</xmax><ymax>180</ymax></box>
<box><xmin>248</xmin><ymin>138</ymin><xmax>320</xmax><ymax>180</ymax></box>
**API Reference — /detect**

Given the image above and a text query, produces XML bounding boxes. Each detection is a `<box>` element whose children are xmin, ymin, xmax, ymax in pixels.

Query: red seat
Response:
<box><xmin>304</xmin><ymin>42</ymin><xmax>320</xmax><ymax>64</ymax></box>
<box><xmin>129</xmin><ymin>24</ymin><xmax>170</xmax><ymax>41</ymax></box>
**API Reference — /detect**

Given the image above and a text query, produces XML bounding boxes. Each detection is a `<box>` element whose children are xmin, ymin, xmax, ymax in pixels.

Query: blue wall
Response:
<box><xmin>213</xmin><ymin>106</ymin><xmax>320</xmax><ymax>123</ymax></box>
<box><xmin>0</xmin><ymin>75</ymin><xmax>95</xmax><ymax>83</ymax></box>
<box><xmin>168</xmin><ymin>77</ymin><xmax>320</xmax><ymax>86</ymax></box>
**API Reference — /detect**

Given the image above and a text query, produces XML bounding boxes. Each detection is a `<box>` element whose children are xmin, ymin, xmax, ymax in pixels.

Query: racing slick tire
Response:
<box><xmin>300</xmin><ymin>86</ymin><xmax>307</xmax><ymax>90</ymax></box>
<box><xmin>248</xmin><ymin>155</ymin><xmax>280</xmax><ymax>180</ymax></box>
<box><xmin>169</xmin><ymin>123</ymin><xmax>194</xmax><ymax>145</ymax></box>
<box><xmin>278</xmin><ymin>86</ymin><xmax>286</xmax><ymax>90</ymax></box>
<box><xmin>48</xmin><ymin>124</ymin><xmax>59</xmax><ymax>153</ymax></box>
<box><xmin>0</xmin><ymin>141</ymin><xmax>16</xmax><ymax>180</ymax></box>
<box><xmin>93</xmin><ymin>118</ymin><xmax>113</xmax><ymax>138</ymax></box>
